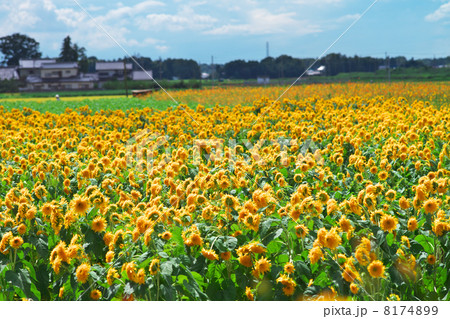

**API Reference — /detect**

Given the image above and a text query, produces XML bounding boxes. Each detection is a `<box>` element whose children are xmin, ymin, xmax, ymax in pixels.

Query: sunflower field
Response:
<box><xmin>0</xmin><ymin>82</ymin><xmax>449</xmax><ymax>301</ymax></box>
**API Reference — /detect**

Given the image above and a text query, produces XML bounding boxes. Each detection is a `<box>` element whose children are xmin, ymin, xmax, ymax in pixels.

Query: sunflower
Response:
<box><xmin>399</xmin><ymin>196</ymin><xmax>410</xmax><ymax>210</ymax></box>
<box><xmin>59</xmin><ymin>287</ymin><xmax>64</xmax><ymax>299</ymax></box>
<box><xmin>339</xmin><ymin>216</ymin><xmax>353</xmax><ymax>233</ymax></box>
<box><xmin>433</xmin><ymin>220</ymin><xmax>449</xmax><ymax>236</ymax></box>
<box><xmin>423</xmin><ymin>198</ymin><xmax>438</xmax><ymax>214</ymax></box>
<box><xmin>9</xmin><ymin>236</ymin><xmax>23</xmax><ymax>249</ymax></box>
<box><xmin>135</xmin><ymin>269</ymin><xmax>146</xmax><ymax>285</ymax></box>
<box><xmin>385</xmin><ymin>189</ymin><xmax>396</xmax><ymax>201</ymax></box>
<box><xmin>367</xmin><ymin>260</ymin><xmax>385</xmax><ymax>278</ymax></box>
<box><xmin>294</xmin><ymin>224</ymin><xmax>309</xmax><ymax>239</ymax></box>
<box><xmin>17</xmin><ymin>223</ymin><xmax>26</xmax><ymax>235</ymax></box>
<box><xmin>189</xmin><ymin>233</ymin><xmax>203</xmax><ymax>246</ymax></box>
<box><xmin>342</xmin><ymin>264</ymin><xmax>359</xmax><ymax>283</ymax></box>
<box><xmin>317</xmin><ymin>227</ymin><xmax>327</xmax><ymax>246</ymax></box>
<box><xmin>91</xmin><ymin>216</ymin><xmax>106</xmax><ymax>233</ymax></box>
<box><xmin>105</xmin><ymin>250</ymin><xmax>114</xmax><ymax>263</ymax></box>
<box><xmin>245</xmin><ymin>287</ymin><xmax>254</xmax><ymax>301</ymax></box>
<box><xmin>149</xmin><ymin>258</ymin><xmax>160</xmax><ymax>275</ymax></box>
<box><xmin>90</xmin><ymin>289</ymin><xmax>102</xmax><ymax>300</ymax></box>
<box><xmin>71</xmin><ymin>195</ymin><xmax>89</xmax><ymax>215</ymax></box>
<box><xmin>355</xmin><ymin>247</ymin><xmax>371</xmax><ymax>266</ymax></box>
<box><xmin>427</xmin><ymin>254</ymin><xmax>436</xmax><ymax>265</ymax></box>
<box><xmin>159</xmin><ymin>231</ymin><xmax>172</xmax><ymax>240</ymax></box>
<box><xmin>407</xmin><ymin>217</ymin><xmax>418</xmax><ymax>231</ymax></box>
<box><xmin>282</xmin><ymin>284</ymin><xmax>296</xmax><ymax>296</ymax></box>
<box><xmin>238</xmin><ymin>254</ymin><xmax>253</xmax><ymax>267</ymax></box>
<box><xmin>324</xmin><ymin>228</ymin><xmax>342</xmax><ymax>250</ymax></box>
<box><xmin>326</xmin><ymin>199</ymin><xmax>338</xmax><ymax>215</ymax></box>
<box><xmin>107</xmin><ymin>268</ymin><xmax>119</xmax><ymax>285</ymax></box>
<box><xmin>309</xmin><ymin>247</ymin><xmax>323</xmax><ymax>264</ymax></box>
<box><xmin>220</xmin><ymin>251</ymin><xmax>231</xmax><ymax>260</ymax></box>
<box><xmin>350</xmin><ymin>283</ymin><xmax>359</xmax><ymax>294</ymax></box>
<box><xmin>254</xmin><ymin>257</ymin><xmax>271</xmax><ymax>275</ymax></box>
<box><xmin>201</xmin><ymin>248</ymin><xmax>219</xmax><ymax>261</ymax></box>
<box><xmin>76</xmin><ymin>263</ymin><xmax>91</xmax><ymax>283</ymax></box>
<box><xmin>363</xmin><ymin>193</ymin><xmax>377</xmax><ymax>211</ymax></box>
<box><xmin>380</xmin><ymin>214</ymin><xmax>398</xmax><ymax>233</ymax></box>
<box><xmin>378</xmin><ymin>170</ymin><xmax>388</xmax><ymax>181</ymax></box>
<box><xmin>284</xmin><ymin>262</ymin><xmax>295</xmax><ymax>274</ymax></box>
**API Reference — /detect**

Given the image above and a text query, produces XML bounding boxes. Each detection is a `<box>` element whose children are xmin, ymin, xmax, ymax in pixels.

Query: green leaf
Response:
<box><xmin>5</xmin><ymin>270</ymin><xmax>24</xmax><ymax>293</ymax></box>
<box><xmin>158</xmin><ymin>251</ymin><xmax>169</xmax><ymax>258</ymax></box>
<box><xmin>29</xmin><ymin>235</ymin><xmax>48</xmax><ymax>258</ymax></box>
<box><xmin>386</xmin><ymin>233</ymin><xmax>394</xmax><ymax>246</ymax></box>
<box><xmin>414</xmin><ymin>234</ymin><xmax>434</xmax><ymax>254</ymax></box>
<box><xmin>18</xmin><ymin>268</ymin><xmax>39</xmax><ymax>300</ymax></box>
<box><xmin>104</xmin><ymin>284</ymin><xmax>120</xmax><ymax>301</ymax></box>
<box><xmin>262</xmin><ymin>228</ymin><xmax>283</xmax><ymax>246</ymax></box>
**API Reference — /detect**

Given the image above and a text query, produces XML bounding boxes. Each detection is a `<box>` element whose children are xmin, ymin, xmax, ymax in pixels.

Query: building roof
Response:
<box><xmin>19</xmin><ymin>59</ymin><xmax>56</xmax><ymax>69</ymax></box>
<box><xmin>41</xmin><ymin>62</ymin><xmax>78</xmax><ymax>69</ymax></box>
<box><xmin>0</xmin><ymin>67</ymin><xmax>19</xmax><ymax>80</ymax></box>
<box><xmin>96</xmin><ymin>62</ymin><xmax>132</xmax><ymax>71</ymax></box>
<box><xmin>132</xmin><ymin>70</ymin><xmax>153</xmax><ymax>81</ymax></box>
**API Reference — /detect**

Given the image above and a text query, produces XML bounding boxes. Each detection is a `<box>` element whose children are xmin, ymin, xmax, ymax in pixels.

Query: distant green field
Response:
<box><xmin>0</xmin><ymin>97</ymin><xmax>178</xmax><ymax>114</ymax></box>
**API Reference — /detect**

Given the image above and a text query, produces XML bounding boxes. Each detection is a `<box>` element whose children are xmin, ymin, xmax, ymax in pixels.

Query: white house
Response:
<box><xmin>96</xmin><ymin>62</ymin><xmax>132</xmax><ymax>80</ymax></box>
<box><xmin>0</xmin><ymin>67</ymin><xmax>19</xmax><ymax>80</ymax></box>
<box><xmin>18</xmin><ymin>59</ymin><xmax>56</xmax><ymax>79</ymax></box>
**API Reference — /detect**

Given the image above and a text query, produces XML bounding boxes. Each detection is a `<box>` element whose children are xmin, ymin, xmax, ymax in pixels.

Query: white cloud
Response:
<box><xmin>43</xmin><ymin>0</ymin><xmax>56</xmax><ymax>11</ymax></box>
<box><xmin>0</xmin><ymin>0</ymin><xmax>42</xmax><ymax>35</ymax></box>
<box><xmin>54</xmin><ymin>8</ymin><xmax>86</xmax><ymax>28</ymax></box>
<box><xmin>206</xmin><ymin>8</ymin><xmax>321</xmax><ymax>35</ymax></box>
<box><xmin>49</xmin><ymin>1</ymin><xmax>169</xmax><ymax>52</ymax></box>
<box><xmin>290</xmin><ymin>0</ymin><xmax>344</xmax><ymax>5</ymax></box>
<box><xmin>425</xmin><ymin>1</ymin><xmax>450</xmax><ymax>22</ymax></box>
<box><xmin>156</xmin><ymin>45</ymin><xmax>169</xmax><ymax>52</ymax></box>
<box><xmin>98</xmin><ymin>1</ymin><xmax>165</xmax><ymax>23</ymax></box>
<box><xmin>336</xmin><ymin>13</ymin><xmax>361</xmax><ymax>23</ymax></box>
<box><xmin>137</xmin><ymin>6</ymin><xmax>217</xmax><ymax>31</ymax></box>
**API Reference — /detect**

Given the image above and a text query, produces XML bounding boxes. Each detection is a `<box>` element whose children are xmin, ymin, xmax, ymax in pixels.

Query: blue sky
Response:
<box><xmin>1</xmin><ymin>0</ymin><xmax>449</xmax><ymax>64</ymax></box>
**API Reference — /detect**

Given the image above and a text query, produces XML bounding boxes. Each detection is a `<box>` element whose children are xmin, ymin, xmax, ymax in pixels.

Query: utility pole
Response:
<box><xmin>211</xmin><ymin>55</ymin><xmax>214</xmax><ymax>89</ymax></box>
<box><xmin>385</xmin><ymin>52</ymin><xmax>391</xmax><ymax>83</ymax></box>
<box><xmin>124</xmin><ymin>60</ymin><xmax>129</xmax><ymax>97</ymax></box>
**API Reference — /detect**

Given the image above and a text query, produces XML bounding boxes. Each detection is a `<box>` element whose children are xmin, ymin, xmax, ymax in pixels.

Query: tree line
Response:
<box><xmin>1</xmin><ymin>33</ymin><xmax>449</xmax><ymax>81</ymax></box>
<box><xmin>220</xmin><ymin>54</ymin><xmax>448</xmax><ymax>79</ymax></box>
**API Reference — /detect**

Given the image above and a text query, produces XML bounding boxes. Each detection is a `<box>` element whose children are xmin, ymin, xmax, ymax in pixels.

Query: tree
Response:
<box><xmin>58</xmin><ymin>36</ymin><xmax>89</xmax><ymax>72</ymax></box>
<box><xmin>0</xmin><ymin>33</ymin><xmax>42</xmax><ymax>66</ymax></box>
<box><xmin>59</xmin><ymin>36</ymin><xmax>79</xmax><ymax>62</ymax></box>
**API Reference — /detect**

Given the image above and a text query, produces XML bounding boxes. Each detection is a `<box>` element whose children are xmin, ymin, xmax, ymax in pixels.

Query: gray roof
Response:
<box><xmin>41</xmin><ymin>62</ymin><xmax>78</xmax><ymax>69</ymax></box>
<box><xmin>96</xmin><ymin>62</ymin><xmax>132</xmax><ymax>71</ymax></box>
<box><xmin>19</xmin><ymin>59</ymin><xmax>56</xmax><ymax>69</ymax></box>
<box><xmin>132</xmin><ymin>70</ymin><xmax>153</xmax><ymax>80</ymax></box>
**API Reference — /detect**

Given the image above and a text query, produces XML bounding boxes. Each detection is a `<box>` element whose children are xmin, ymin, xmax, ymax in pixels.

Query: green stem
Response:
<box><xmin>156</xmin><ymin>273</ymin><xmax>160</xmax><ymax>301</ymax></box>
<box><xmin>281</xmin><ymin>221</ymin><xmax>292</xmax><ymax>260</ymax></box>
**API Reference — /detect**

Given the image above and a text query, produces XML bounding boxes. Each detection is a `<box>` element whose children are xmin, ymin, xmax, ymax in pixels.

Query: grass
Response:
<box><xmin>0</xmin><ymin>97</ymin><xmax>178</xmax><ymax>114</ymax></box>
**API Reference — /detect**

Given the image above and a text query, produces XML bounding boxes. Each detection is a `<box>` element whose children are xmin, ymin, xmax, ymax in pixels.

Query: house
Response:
<box><xmin>23</xmin><ymin>74</ymin><xmax>97</xmax><ymax>91</ymax></box>
<box><xmin>95</xmin><ymin>62</ymin><xmax>132</xmax><ymax>81</ymax></box>
<box><xmin>40</xmin><ymin>62</ymin><xmax>78</xmax><ymax>79</ymax></box>
<box><xmin>131</xmin><ymin>70</ymin><xmax>153</xmax><ymax>81</ymax></box>
<box><xmin>19</xmin><ymin>59</ymin><xmax>96</xmax><ymax>91</ymax></box>
<box><xmin>0</xmin><ymin>67</ymin><xmax>19</xmax><ymax>81</ymax></box>
<box><xmin>18</xmin><ymin>59</ymin><xmax>56</xmax><ymax>79</ymax></box>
